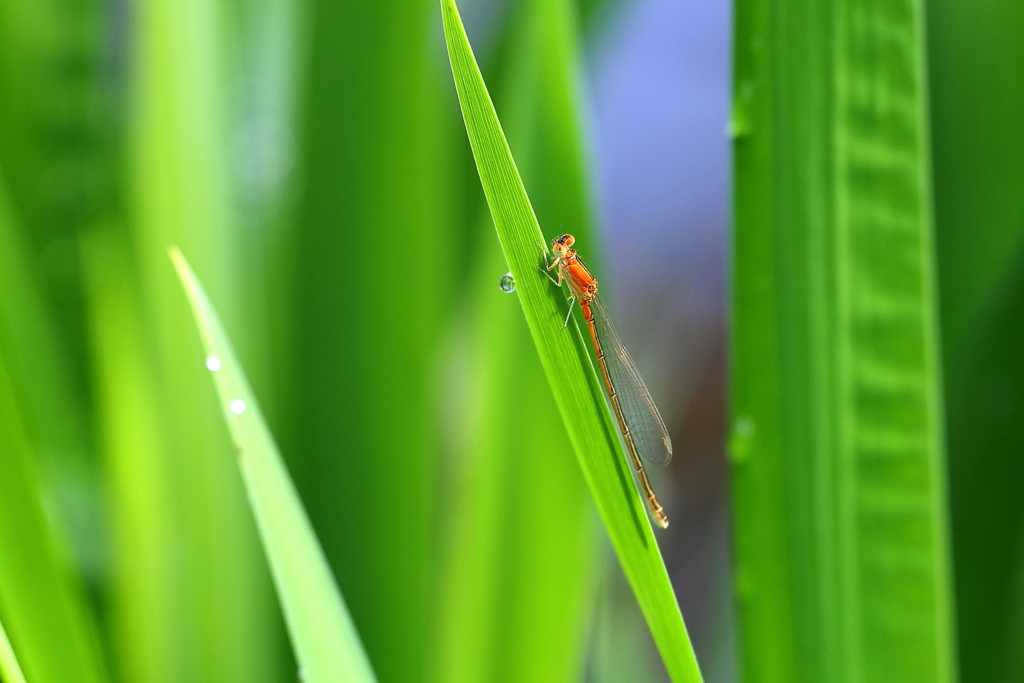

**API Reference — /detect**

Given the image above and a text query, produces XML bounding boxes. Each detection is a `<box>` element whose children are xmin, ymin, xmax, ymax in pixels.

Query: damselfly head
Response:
<box><xmin>551</xmin><ymin>233</ymin><xmax>575</xmax><ymax>256</ymax></box>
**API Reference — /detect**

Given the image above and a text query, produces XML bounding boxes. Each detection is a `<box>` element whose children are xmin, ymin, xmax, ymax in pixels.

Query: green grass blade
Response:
<box><xmin>0</xmin><ymin>345</ymin><xmax>108</xmax><ymax>683</ymax></box>
<box><xmin>434</xmin><ymin>0</ymin><xmax>599</xmax><ymax>679</ymax></box>
<box><xmin>0</xmin><ymin>173</ymin><xmax>109</xmax><ymax>683</ymax></box>
<box><xmin>125</xmin><ymin>0</ymin><xmax>278</xmax><ymax>677</ymax></box>
<box><xmin>0</xmin><ymin>615</ymin><xmax>28</xmax><ymax>683</ymax></box>
<box><xmin>278</xmin><ymin>1</ymin><xmax>455</xmax><ymax>677</ymax></box>
<box><xmin>170</xmin><ymin>248</ymin><xmax>376</xmax><ymax>683</ymax></box>
<box><xmin>440</xmin><ymin>2</ymin><xmax>701</xmax><ymax>680</ymax></box>
<box><xmin>0</xmin><ymin>162</ymin><xmax>98</xmax><ymax>588</ymax></box>
<box><xmin>0</xmin><ymin>1</ymin><xmax>106</xmax><ymax>572</ymax></box>
<box><xmin>80</xmin><ymin>228</ymin><xmax>196</xmax><ymax>683</ymax></box>
<box><xmin>731</xmin><ymin>0</ymin><xmax>957</xmax><ymax>680</ymax></box>
<box><xmin>928</xmin><ymin>0</ymin><xmax>1024</xmax><ymax>679</ymax></box>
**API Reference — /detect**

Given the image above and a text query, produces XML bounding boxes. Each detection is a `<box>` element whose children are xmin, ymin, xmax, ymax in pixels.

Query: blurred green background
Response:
<box><xmin>0</xmin><ymin>0</ymin><xmax>1020</xmax><ymax>681</ymax></box>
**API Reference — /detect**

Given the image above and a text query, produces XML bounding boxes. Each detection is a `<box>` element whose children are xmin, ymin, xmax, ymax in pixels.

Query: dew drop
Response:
<box><xmin>230</xmin><ymin>399</ymin><xmax>246</xmax><ymax>415</ymax></box>
<box><xmin>206</xmin><ymin>356</ymin><xmax>222</xmax><ymax>372</ymax></box>
<box><xmin>499</xmin><ymin>272</ymin><xmax>516</xmax><ymax>293</ymax></box>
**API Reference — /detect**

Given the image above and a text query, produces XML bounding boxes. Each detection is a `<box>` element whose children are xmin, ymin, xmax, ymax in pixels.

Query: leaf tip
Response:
<box><xmin>168</xmin><ymin>244</ymin><xmax>187</xmax><ymax>277</ymax></box>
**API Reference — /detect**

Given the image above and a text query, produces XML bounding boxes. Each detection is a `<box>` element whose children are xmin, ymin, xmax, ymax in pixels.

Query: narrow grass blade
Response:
<box><xmin>0</xmin><ymin>174</ymin><xmax>109</xmax><ymax>683</ymax></box>
<box><xmin>434</xmin><ymin>0</ymin><xmax>599</xmax><ymax>680</ymax></box>
<box><xmin>279</xmin><ymin>1</ymin><xmax>455</xmax><ymax>677</ymax></box>
<box><xmin>0</xmin><ymin>166</ymin><xmax>98</xmax><ymax>585</ymax></box>
<box><xmin>441</xmin><ymin>2</ymin><xmax>701</xmax><ymax>680</ymax></box>
<box><xmin>0</xmin><ymin>0</ymin><xmax>106</xmax><ymax>573</ymax></box>
<box><xmin>0</xmin><ymin>353</ymin><xmax>109</xmax><ymax>683</ymax></box>
<box><xmin>80</xmin><ymin>229</ymin><xmax>192</xmax><ymax>682</ymax></box>
<box><xmin>170</xmin><ymin>248</ymin><xmax>376</xmax><ymax>683</ymax></box>
<box><xmin>933</xmin><ymin>0</ymin><xmax>1024</xmax><ymax>679</ymax></box>
<box><xmin>0</xmin><ymin>615</ymin><xmax>28</xmax><ymax>683</ymax></box>
<box><xmin>731</xmin><ymin>0</ymin><xmax>957</xmax><ymax>680</ymax></box>
<box><xmin>126</xmin><ymin>0</ymin><xmax>278</xmax><ymax>677</ymax></box>
<box><xmin>929</xmin><ymin>0</ymin><xmax>1024</xmax><ymax>678</ymax></box>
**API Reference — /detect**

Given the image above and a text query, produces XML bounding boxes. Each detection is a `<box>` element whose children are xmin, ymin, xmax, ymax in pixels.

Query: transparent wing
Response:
<box><xmin>591</xmin><ymin>295</ymin><xmax>673</xmax><ymax>467</ymax></box>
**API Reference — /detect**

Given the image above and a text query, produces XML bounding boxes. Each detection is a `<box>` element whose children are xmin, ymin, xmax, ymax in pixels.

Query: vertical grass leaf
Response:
<box><xmin>127</xmin><ymin>0</ymin><xmax>277</xmax><ymax>677</ymax></box>
<box><xmin>280</xmin><ymin>0</ymin><xmax>455</xmax><ymax>676</ymax></box>
<box><xmin>0</xmin><ymin>178</ymin><xmax>109</xmax><ymax>683</ymax></box>
<box><xmin>730</xmin><ymin>0</ymin><xmax>957</xmax><ymax>679</ymax></box>
<box><xmin>434</xmin><ymin>0</ymin><xmax>600</xmax><ymax>679</ymax></box>
<box><xmin>0</xmin><ymin>355</ymin><xmax>109</xmax><ymax>683</ymax></box>
<box><xmin>170</xmin><ymin>248</ymin><xmax>376</xmax><ymax>683</ymax></box>
<box><xmin>80</xmin><ymin>229</ymin><xmax>186</xmax><ymax>683</ymax></box>
<box><xmin>929</xmin><ymin>0</ymin><xmax>1024</xmax><ymax>678</ymax></box>
<box><xmin>440</xmin><ymin>1</ymin><xmax>702</xmax><ymax>680</ymax></box>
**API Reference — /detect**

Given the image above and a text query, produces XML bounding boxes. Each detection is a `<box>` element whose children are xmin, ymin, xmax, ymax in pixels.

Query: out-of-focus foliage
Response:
<box><xmin>730</xmin><ymin>0</ymin><xmax>957</xmax><ymax>681</ymax></box>
<box><xmin>0</xmin><ymin>181</ymin><xmax>108</xmax><ymax>683</ymax></box>
<box><xmin>929</xmin><ymin>0</ymin><xmax>1024</xmax><ymax>681</ymax></box>
<box><xmin>112</xmin><ymin>0</ymin><xmax>280</xmax><ymax>678</ymax></box>
<box><xmin>272</xmin><ymin>0</ymin><xmax>453</xmax><ymax>678</ymax></box>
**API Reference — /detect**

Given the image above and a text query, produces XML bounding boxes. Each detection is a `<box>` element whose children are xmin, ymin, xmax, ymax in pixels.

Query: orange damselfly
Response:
<box><xmin>541</xmin><ymin>233</ymin><xmax>672</xmax><ymax>529</ymax></box>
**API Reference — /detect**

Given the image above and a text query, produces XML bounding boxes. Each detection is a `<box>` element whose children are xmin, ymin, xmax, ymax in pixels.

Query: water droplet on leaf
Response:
<box><xmin>499</xmin><ymin>272</ymin><xmax>516</xmax><ymax>293</ymax></box>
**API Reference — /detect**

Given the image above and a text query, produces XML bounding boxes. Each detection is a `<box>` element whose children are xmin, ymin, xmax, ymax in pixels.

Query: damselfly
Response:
<box><xmin>541</xmin><ymin>234</ymin><xmax>672</xmax><ymax>529</ymax></box>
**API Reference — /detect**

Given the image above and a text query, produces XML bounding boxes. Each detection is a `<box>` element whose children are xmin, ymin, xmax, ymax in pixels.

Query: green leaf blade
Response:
<box><xmin>122</xmin><ymin>0</ymin><xmax>279</xmax><ymax>677</ymax></box>
<box><xmin>0</xmin><ymin>352</ymin><xmax>110</xmax><ymax>683</ymax></box>
<box><xmin>0</xmin><ymin>173</ymin><xmax>110</xmax><ymax>683</ymax></box>
<box><xmin>929</xmin><ymin>0</ymin><xmax>1024</xmax><ymax>678</ymax></box>
<box><xmin>434</xmin><ymin>0</ymin><xmax>601</xmax><ymax>679</ymax></box>
<box><xmin>730</xmin><ymin>0</ymin><xmax>957</xmax><ymax>680</ymax></box>
<box><xmin>0</xmin><ymin>615</ymin><xmax>28</xmax><ymax>683</ymax></box>
<box><xmin>440</xmin><ymin>2</ymin><xmax>702</xmax><ymax>681</ymax></box>
<box><xmin>281</xmin><ymin>1</ymin><xmax>454</xmax><ymax>677</ymax></box>
<box><xmin>170</xmin><ymin>248</ymin><xmax>376</xmax><ymax>683</ymax></box>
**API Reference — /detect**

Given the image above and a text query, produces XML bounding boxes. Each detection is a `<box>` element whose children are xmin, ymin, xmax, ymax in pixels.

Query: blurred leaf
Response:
<box><xmin>0</xmin><ymin>360</ymin><xmax>108</xmax><ymax>683</ymax></box>
<box><xmin>0</xmin><ymin>615</ymin><xmax>28</xmax><ymax>683</ymax></box>
<box><xmin>113</xmin><ymin>0</ymin><xmax>280</xmax><ymax>678</ymax></box>
<box><xmin>928</xmin><ymin>0</ymin><xmax>1024</xmax><ymax>348</ymax></box>
<box><xmin>0</xmin><ymin>171</ymin><xmax>88</xmax><ymax>489</ymax></box>
<box><xmin>171</xmin><ymin>248</ymin><xmax>377</xmax><ymax>683</ymax></box>
<box><xmin>80</xmin><ymin>228</ymin><xmax>192</xmax><ymax>682</ymax></box>
<box><xmin>441</xmin><ymin>1</ymin><xmax>702</xmax><ymax>680</ymax></box>
<box><xmin>939</xmin><ymin>249</ymin><xmax>1024</xmax><ymax>683</ymax></box>
<box><xmin>0</xmin><ymin>167</ymin><xmax>109</xmax><ymax>683</ymax></box>
<box><xmin>0</xmin><ymin>0</ymin><xmax>105</xmax><ymax>257</ymax></box>
<box><xmin>730</xmin><ymin>0</ymin><xmax>957</xmax><ymax>681</ymax></box>
<box><xmin>0</xmin><ymin>0</ymin><xmax>107</xmax><ymax>447</ymax></box>
<box><xmin>589</xmin><ymin>575</ymin><xmax>664</xmax><ymax>683</ymax></box>
<box><xmin>928</xmin><ymin>0</ymin><xmax>1024</xmax><ymax>679</ymax></box>
<box><xmin>278</xmin><ymin>0</ymin><xmax>456</xmax><ymax>680</ymax></box>
<box><xmin>434</xmin><ymin>0</ymin><xmax>599</xmax><ymax>680</ymax></box>
<box><xmin>0</xmin><ymin>55</ymin><xmax>102</xmax><ymax>583</ymax></box>
<box><xmin>0</xmin><ymin>333</ymin><xmax>105</xmax><ymax>683</ymax></box>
